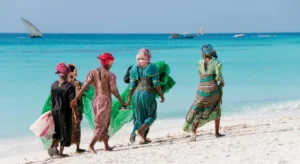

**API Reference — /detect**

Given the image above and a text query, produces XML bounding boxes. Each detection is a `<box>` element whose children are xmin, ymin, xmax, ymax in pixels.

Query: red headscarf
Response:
<box><xmin>97</xmin><ymin>53</ymin><xmax>115</xmax><ymax>66</ymax></box>
<box><xmin>55</xmin><ymin>63</ymin><xmax>70</xmax><ymax>78</ymax></box>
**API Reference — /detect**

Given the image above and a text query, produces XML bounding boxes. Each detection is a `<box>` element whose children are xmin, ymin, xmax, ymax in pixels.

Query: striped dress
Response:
<box><xmin>183</xmin><ymin>59</ymin><xmax>224</xmax><ymax>132</ymax></box>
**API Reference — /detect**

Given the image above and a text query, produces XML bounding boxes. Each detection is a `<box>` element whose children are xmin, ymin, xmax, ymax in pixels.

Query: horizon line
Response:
<box><xmin>0</xmin><ymin>31</ymin><xmax>300</xmax><ymax>35</ymax></box>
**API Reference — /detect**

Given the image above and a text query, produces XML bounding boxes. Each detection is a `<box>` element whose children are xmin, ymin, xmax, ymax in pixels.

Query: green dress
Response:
<box><xmin>108</xmin><ymin>61</ymin><xmax>176</xmax><ymax>137</ymax></box>
<box><xmin>129</xmin><ymin>63</ymin><xmax>160</xmax><ymax>134</ymax></box>
<box><xmin>183</xmin><ymin>59</ymin><xmax>224</xmax><ymax>132</ymax></box>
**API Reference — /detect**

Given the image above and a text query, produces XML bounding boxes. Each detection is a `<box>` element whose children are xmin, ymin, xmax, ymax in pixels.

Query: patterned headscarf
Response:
<box><xmin>55</xmin><ymin>63</ymin><xmax>70</xmax><ymax>78</ymax></box>
<box><xmin>136</xmin><ymin>48</ymin><xmax>151</xmax><ymax>68</ymax></box>
<box><xmin>201</xmin><ymin>44</ymin><xmax>218</xmax><ymax>59</ymax></box>
<box><xmin>97</xmin><ymin>52</ymin><xmax>115</xmax><ymax>66</ymax></box>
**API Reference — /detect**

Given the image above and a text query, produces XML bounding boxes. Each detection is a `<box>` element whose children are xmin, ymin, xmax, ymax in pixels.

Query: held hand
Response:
<box><xmin>70</xmin><ymin>98</ymin><xmax>78</xmax><ymax>108</ymax></box>
<box><xmin>121</xmin><ymin>101</ymin><xmax>127</xmax><ymax>107</ymax></box>
<box><xmin>160</xmin><ymin>95</ymin><xmax>165</xmax><ymax>103</ymax></box>
<box><xmin>126</xmin><ymin>99</ymin><xmax>131</xmax><ymax>106</ymax></box>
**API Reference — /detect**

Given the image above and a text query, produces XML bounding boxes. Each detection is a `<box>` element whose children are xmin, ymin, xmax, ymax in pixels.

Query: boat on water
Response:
<box><xmin>233</xmin><ymin>34</ymin><xmax>245</xmax><ymax>38</ymax></box>
<box><xmin>169</xmin><ymin>33</ymin><xmax>196</xmax><ymax>39</ymax></box>
<box><xmin>200</xmin><ymin>27</ymin><xmax>204</xmax><ymax>36</ymax></box>
<box><xmin>258</xmin><ymin>34</ymin><xmax>271</xmax><ymax>38</ymax></box>
<box><xmin>21</xmin><ymin>17</ymin><xmax>42</xmax><ymax>38</ymax></box>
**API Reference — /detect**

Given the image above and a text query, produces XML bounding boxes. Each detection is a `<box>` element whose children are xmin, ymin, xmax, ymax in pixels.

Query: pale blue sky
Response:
<box><xmin>0</xmin><ymin>0</ymin><xmax>299</xmax><ymax>33</ymax></box>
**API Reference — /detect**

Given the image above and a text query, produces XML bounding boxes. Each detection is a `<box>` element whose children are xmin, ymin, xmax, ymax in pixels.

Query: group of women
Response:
<box><xmin>43</xmin><ymin>44</ymin><xmax>225</xmax><ymax>157</ymax></box>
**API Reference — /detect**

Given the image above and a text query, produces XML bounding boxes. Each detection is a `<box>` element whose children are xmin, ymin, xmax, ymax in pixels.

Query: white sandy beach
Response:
<box><xmin>0</xmin><ymin>115</ymin><xmax>300</xmax><ymax>164</ymax></box>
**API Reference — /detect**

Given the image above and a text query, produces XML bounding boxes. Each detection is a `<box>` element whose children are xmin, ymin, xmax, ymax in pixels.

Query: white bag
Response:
<box><xmin>30</xmin><ymin>111</ymin><xmax>55</xmax><ymax>140</ymax></box>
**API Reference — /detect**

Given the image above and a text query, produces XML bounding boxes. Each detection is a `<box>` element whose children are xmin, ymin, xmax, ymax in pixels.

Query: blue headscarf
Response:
<box><xmin>201</xmin><ymin>44</ymin><xmax>218</xmax><ymax>59</ymax></box>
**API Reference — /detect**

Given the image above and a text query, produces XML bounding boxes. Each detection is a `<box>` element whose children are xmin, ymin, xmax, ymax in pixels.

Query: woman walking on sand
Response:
<box><xmin>48</xmin><ymin>63</ymin><xmax>79</xmax><ymax>157</ymax></box>
<box><xmin>41</xmin><ymin>64</ymin><xmax>95</xmax><ymax>152</ymax></box>
<box><xmin>71</xmin><ymin>53</ymin><xmax>126</xmax><ymax>154</ymax></box>
<box><xmin>127</xmin><ymin>48</ymin><xmax>165</xmax><ymax>144</ymax></box>
<box><xmin>183</xmin><ymin>44</ymin><xmax>225</xmax><ymax>141</ymax></box>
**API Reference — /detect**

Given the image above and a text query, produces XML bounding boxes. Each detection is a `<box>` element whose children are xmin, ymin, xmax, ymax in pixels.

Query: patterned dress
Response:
<box><xmin>84</xmin><ymin>69</ymin><xmax>120</xmax><ymax>141</ymax></box>
<box><xmin>183</xmin><ymin>59</ymin><xmax>224</xmax><ymax>132</ymax></box>
<box><xmin>69</xmin><ymin>79</ymin><xmax>83</xmax><ymax>145</ymax></box>
<box><xmin>129</xmin><ymin>63</ymin><xmax>160</xmax><ymax>135</ymax></box>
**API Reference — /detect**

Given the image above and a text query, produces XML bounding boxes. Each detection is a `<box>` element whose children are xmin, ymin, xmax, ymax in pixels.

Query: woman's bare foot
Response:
<box><xmin>139</xmin><ymin>140</ymin><xmax>151</xmax><ymax>145</ymax></box>
<box><xmin>145</xmin><ymin>138</ymin><xmax>152</xmax><ymax>142</ymax></box>
<box><xmin>215</xmin><ymin>133</ymin><xmax>225</xmax><ymax>137</ymax></box>
<box><xmin>190</xmin><ymin>134</ymin><xmax>196</xmax><ymax>142</ymax></box>
<box><xmin>104</xmin><ymin>146</ymin><xmax>113</xmax><ymax>152</ymax></box>
<box><xmin>129</xmin><ymin>135</ymin><xmax>136</xmax><ymax>144</ymax></box>
<box><xmin>89</xmin><ymin>146</ymin><xmax>97</xmax><ymax>154</ymax></box>
<box><xmin>135</xmin><ymin>130</ymin><xmax>145</xmax><ymax>143</ymax></box>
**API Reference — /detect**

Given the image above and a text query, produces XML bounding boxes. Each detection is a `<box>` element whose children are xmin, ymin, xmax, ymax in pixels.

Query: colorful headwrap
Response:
<box><xmin>201</xmin><ymin>44</ymin><xmax>214</xmax><ymax>55</ymax></box>
<box><xmin>97</xmin><ymin>52</ymin><xmax>115</xmax><ymax>66</ymax></box>
<box><xmin>55</xmin><ymin>63</ymin><xmax>70</xmax><ymax>78</ymax></box>
<box><xmin>201</xmin><ymin>44</ymin><xmax>218</xmax><ymax>59</ymax></box>
<box><xmin>136</xmin><ymin>48</ymin><xmax>151</xmax><ymax>68</ymax></box>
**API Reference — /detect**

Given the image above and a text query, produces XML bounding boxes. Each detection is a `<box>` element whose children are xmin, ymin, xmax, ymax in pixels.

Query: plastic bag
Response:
<box><xmin>30</xmin><ymin>111</ymin><xmax>55</xmax><ymax>140</ymax></box>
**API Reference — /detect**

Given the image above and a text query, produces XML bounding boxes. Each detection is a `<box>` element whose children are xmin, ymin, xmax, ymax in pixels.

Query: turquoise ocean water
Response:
<box><xmin>1</xmin><ymin>33</ymin><xmax>300</xmax><ymax>139</ymax></box>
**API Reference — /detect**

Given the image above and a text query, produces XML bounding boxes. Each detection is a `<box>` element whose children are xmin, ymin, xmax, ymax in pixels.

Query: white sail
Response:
<box><xmin>21</xmin><ymin>17</ymin><xmax>42</xmax><ymax>37</ymax></box>
<box><xmin>200</xmin><ymin>27</ymin><xmax>204</xmax><ymax>35</ymax></box>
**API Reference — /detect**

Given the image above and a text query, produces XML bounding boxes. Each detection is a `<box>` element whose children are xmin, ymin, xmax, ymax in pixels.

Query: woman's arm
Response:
<box><xmin>68</xmin><ymin>85</ymin><xmax>79</xmax><ymax>124</ymax></box>
<box><xmin>127</xmin><ymin>67</ymin><xmax>138</xmax><ymax>105</ymax></box>
<box><xmin>71</xmin><ymin>71</ymin><xmax>93</xmax><ymax>107</ymax></box>
<box><xmin>74</xmin><ymin>81</ymin><xmax>91</xmax><ymax>100</ymax></box>
<box><xmin>110</xmin><ymin>74</ymin><xmax>126</xmax><ymax>106</ymax></box>
<box><xmin>215</xmin><ymin>62</ymin><xmax>225</xmax><ymax>87</ymax></box>
<box><xmin>155</xmin><ymin>86</ymin><xmax>164</xmax><ymax>103</ymax></box>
